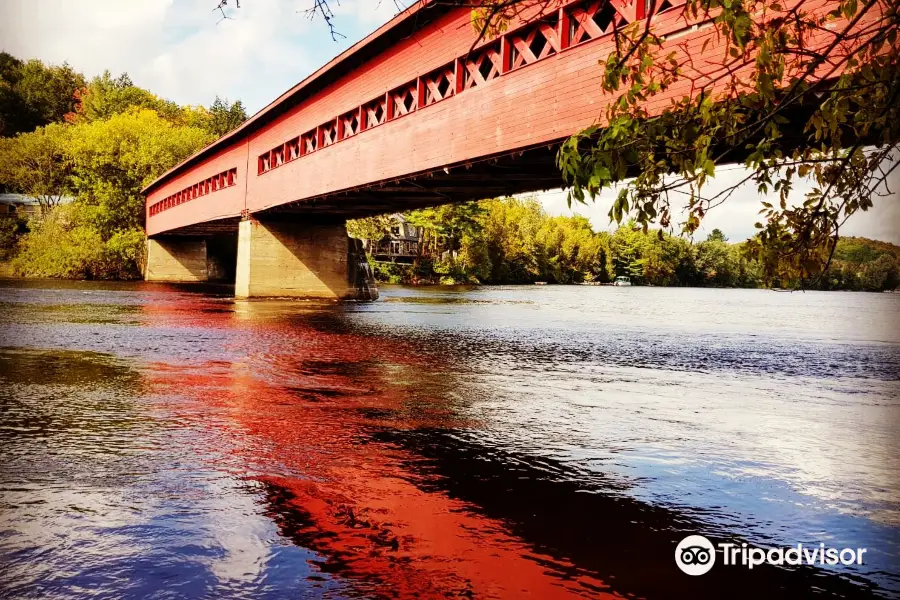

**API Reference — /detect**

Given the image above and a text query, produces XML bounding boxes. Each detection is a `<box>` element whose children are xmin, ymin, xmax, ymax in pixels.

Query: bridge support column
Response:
<box><xmin>145</xmin><ymin>236</ymin><xmax>208</xmax><ymax>282</ymax></box>
<box><xmin>234</xmin><ymin>218</ymin><xmax>378</xmax><ymax>300</ymax></box>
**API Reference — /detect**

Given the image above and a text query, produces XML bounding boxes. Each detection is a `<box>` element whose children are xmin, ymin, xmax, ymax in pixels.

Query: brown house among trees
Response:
<box><xmin>370</xmin><ymin>215</ymin><xmax>422</xmax><ymax>264</ymax></box>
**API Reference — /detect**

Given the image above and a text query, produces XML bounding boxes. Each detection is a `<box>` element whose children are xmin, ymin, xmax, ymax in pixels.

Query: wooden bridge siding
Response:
<box><xmin>146</xmin><ymin>140</ymin><xmax>248</xmax><ymax>236</ymax></box>
<box><xmin>145</xmin><ymin>4</ymin><xmax>705</xmax><ymax>233</ymax></box>
<box><xmin>245</xmin><ymin>5</ymin><xmax>699</xmax><ymax>214</ymax></box>
<box><xmin>245</xmin><ymin>8</ymin><xmax>480</xmax><ymax>167</ymax></box>
<box><xmin>243</xmin><ymin>1</ymin><xmax>571</xmax><ymax>166</ymax></box>
<box><xmin>145</xmin><ymin>0</ymin><xmax>845</xmax><ymax>235</ymax></box>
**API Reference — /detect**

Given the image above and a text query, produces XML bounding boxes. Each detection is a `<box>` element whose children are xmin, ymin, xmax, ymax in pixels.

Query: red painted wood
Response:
<box><xmin>146</xmin><ymin>140</ymin><xmax>247</xmax><ymax>235</ymax></box>
<box><xmin>146</xmin><ymin>0</ymin><xmax>842</xmax><ymax>236</ymax></box>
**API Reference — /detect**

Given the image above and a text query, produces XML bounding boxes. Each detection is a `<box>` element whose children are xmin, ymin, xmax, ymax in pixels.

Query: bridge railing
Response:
<box><xmin>150</xmin><ymin>167</ymin><xmax>237</xmax><ymax>216</ymax></box>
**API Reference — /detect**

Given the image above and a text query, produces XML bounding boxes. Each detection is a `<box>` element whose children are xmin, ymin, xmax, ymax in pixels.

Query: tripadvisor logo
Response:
<box><xmin>675</xmin><ymin>535</ymin><xmax>867</xmax><ymax>576</ymax></box>
<box><xmin>676</xmin><ymin>535</ymin><xmax>716</xmax><ymax>575</ymax></box>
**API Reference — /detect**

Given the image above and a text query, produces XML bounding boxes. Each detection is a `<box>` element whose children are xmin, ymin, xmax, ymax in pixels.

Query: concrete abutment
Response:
<box><xmin>145</xmin><ymin>236</ymin><xmax>209</xmax><ymax>282</ymax></box>
<box><xmin>145</xmin><ymin>234</ymin><xmax>238</xmax><ymax>283</ymax></box>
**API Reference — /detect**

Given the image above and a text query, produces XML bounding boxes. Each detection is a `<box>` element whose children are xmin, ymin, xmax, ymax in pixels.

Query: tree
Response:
<box><xmin>0</xmin><ymin>51</ymin><xmax>248</xmax><ymax>279</ymax></box>
<box><xmin>15</xmin><ymin>59</ymin><xmax>85</xmax><ymax>125</ymax></box>
<box><xmin>481</xmin><ymin>197</ymin><xmax>545</xmax><ymax>282</ymax></box>
<box><xmin>0</xmin><ymin>217</ymin><xmax>25</xmax><ymax>261</ymax></box>
<box><xmin>69</xmin><ymin>71</ymin><xmax>182</xmax><ymax>124</ymax></box>
<box><xmin>0</xmin><ymin>123</ymin><xmax>73</xmax><ymax>213</ymax></box>
<box><xmin>208</xmin><ymin>96</ymin><xmax>248</xmax><ymax>136</ymax></box>
<box><xmin>65</xmin><ymin>109</ymin><xmax>215</xmax><ymax>237</ymax></box>
<box><xmin>557</xmin><ymin>0</ymin><xmax>898</xmax><ymax>287</ymax></box>
<box><xmin>707</xmin><ymin>229</ymin><xmax>728</xmax><ymax>243</ymax></box>
<box><xmin>406</xmin><ymin>202</ymin><xmax>485</xmax><ymax>257</ymax></box>
<box><xmin>695</xmin><ymin>239</ymin><xmax>738</xmax><ymax>286</ymax></box>
<box><xmin>537</xmin><ymin>215</ymin><xmax>612</xmax><ymax>283</ymax></box>
<box><xmin>347</xmin><ymin>214</ymin><xmax>395</xmax><ymax>248</ymax></box>
<box><xmin>0</xmin><ymin>52</ymin><xmax>84</xmax><ymax>136</ymax></box>
<box><xmin>0</xmin><ymin>53</ymin><xmax>31</xmax><ymax>136</ymax></box>
<box><xmin>68</xmin><ymin>73</ymin><xmax>247</xmax><ymax>138</ymax></box>
<box><xmin>10</xmin><ymin>109</ymin><xmax>214</xmax><ymax>279</ymax></box>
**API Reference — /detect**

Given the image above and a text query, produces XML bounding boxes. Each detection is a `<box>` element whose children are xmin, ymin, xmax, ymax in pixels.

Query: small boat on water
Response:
<box><xmin>534</xmin><ymin>281</ymin><xmax>548</xmax><ymax>285</ymax></box>
<box><xmin>613</xmin><ymin>276</ymin><xmax>632</xmax><ymax>286</ymax></box>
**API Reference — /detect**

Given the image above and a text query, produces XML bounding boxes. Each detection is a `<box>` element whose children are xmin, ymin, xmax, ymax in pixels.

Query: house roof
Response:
<box><xmin>0</xmin><ymin>194</ymin><xmax>41</xmax><ymax>206</ymax></box>
<box><xmin>0</xmin><ymin>194</ymin><xmax>75</xmax><ymax>206</ymax></box>
<box><xmin>142</xmin><ymin>0</ymin><xmax>451</xmax><ymax>195</ymax></box>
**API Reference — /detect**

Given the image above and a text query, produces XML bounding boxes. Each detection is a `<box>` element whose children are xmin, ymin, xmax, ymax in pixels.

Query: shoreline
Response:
<box><xmin>0</xmin><ymin>275</ymin><xmax>895</xmax><ymax>293</ymax></box>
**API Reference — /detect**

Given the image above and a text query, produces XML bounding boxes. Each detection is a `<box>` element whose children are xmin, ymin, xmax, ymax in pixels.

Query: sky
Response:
<box><xmin>1</xmin><ymin>0</ymin><xmax>897</xmax><ymax>244</ymax></box>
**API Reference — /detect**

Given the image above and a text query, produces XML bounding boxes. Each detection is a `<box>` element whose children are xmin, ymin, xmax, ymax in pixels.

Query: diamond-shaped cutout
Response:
<box><xmin>529</xmin><ymin>32</ymin><xmax>547</xmax><ymax>58</ymax></box>
<box><xmin>478</xmin><ymin>56</ymin><xmax>494</xmax><ymax>81</ymax></box>
<box><xmin>304</xmin><ymin>132</ymin><xmax>317</xmax><ymax>153</ymax></box>
<box><xmin>373</xmin><ymin>103</ymin><xmax>384</xmax><ymax>123</ymax></box>
<box><xmin>437</xmin><ymin>74</ymin><xmax>450</xmax><ymax>97</ymax></box>
<box><xmin>349</xmin><ymin>114</ymin><xmax>359</xmax><ymax>133</ymax></box>
<box><xmin>593</xmin><ymin>2</ymin><xmax>617</xmax><ymax>32</ymax></box>
<box><xmin>402</xmin><ymin>89</ymin><xmax>415</xmax><ymax>112</ymax></box>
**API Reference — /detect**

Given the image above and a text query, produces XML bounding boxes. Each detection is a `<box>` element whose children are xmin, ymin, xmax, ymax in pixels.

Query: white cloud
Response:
<box><xmin>0</xmin><ymin>0</ymin><xmax>389</xmax><ymax>113</ymax></box>
<box><xmin>1</xmin><ymin>1</ymin><xmax>171</xmax><ymax>81</ymax></box>
<box><xmin>144</xmin><ymin>0</ymin><xmax>318</xmax><ymax>111</ymax></box>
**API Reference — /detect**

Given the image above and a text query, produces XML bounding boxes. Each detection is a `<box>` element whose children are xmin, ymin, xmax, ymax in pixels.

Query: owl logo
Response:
<box><xmin>675</xmin><ymin>535</ymin><xmax>716</xmax><ymax>575</ymax></box>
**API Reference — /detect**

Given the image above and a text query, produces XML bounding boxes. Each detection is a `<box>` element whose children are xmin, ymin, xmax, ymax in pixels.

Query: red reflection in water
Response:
<box><xmin>144</xmin><ymin>301</ymin><xmax>617</xmax><ymax>599</ymax></box>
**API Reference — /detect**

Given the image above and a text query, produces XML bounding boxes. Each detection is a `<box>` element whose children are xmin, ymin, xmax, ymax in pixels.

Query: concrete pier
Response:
<box><xmin>234</xmin><ymin>218</ymin><xmax>377</xmax><ymax>300</ymax></box>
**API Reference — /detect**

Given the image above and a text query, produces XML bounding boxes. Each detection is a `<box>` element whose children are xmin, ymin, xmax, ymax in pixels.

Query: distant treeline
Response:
<box><xmin>349</xmin><ymin>198</ymin><xmax>900</xmax><ymax>291</ymax></box>
<box><xmin>0</xmin><ymin>52</ymin><xmax>246</xmax><ymax>278</ymax></box>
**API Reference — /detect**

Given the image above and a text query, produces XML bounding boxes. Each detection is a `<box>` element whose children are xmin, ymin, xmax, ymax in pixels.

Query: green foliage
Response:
<box><xmin>0</xmin><ymin>123</ymin><xmax>73</xmax><ymax>211</ymax></box>
<box><xmin>10</xmin><ymin>110</ymin><xmax>213</xmax><ymax>277</ymax></box>
<box><xmin>65</xmin><ymin>109</ymin><xmax>214</xmax><ymax>237</ymax></box>
<box><xmin>0</xmin><ymin>217</ymin><xmax>26</xmax><ymax>261</ymax></box>
<box><xmin>366</xmin><ymin>198</ymin><xmax>620</xmax><ymax>285</ymax></box>
<box><xmin>816</xmin><ymin>236</ymin><xmax>900</xmax><ymax>291</ymax></box>
<box><xmin>347</xmin><ymin>214</ymin><xmax>395</xmax><ymax>248</ymax></box>
<box><xmin>69</xmin><ymin>73</ymin><xmax>247</xmax><ymax>138</ymax></box>
<box><xmin>707</xmin><ymin>228</ymin><xmax>728</xmax><ymax>243</ymax></box>
<box><xmin>369</xmin><ymin>199</ymin><xmax>895</xmax><ymax>290</ymax></box>
<box><xmin>557</xmin><ymin>0</ymin><xmax>899</xmax><ymax>287</ymax></box>
<box><xmin>406</xmin><ymin>202</ymin><xmax>486</xmax><ymax>258</ymax></box>
<box><xmin>71</xmin><ymin>71</ymin><xmax>178</xmax><ymax>124</ymax></box>
<box><xmin>480</xmin><ymin>197</ymin><xmax>544</xmax><ymax>282</ymax></box>
<box><xmin>12</xmin><ymin>204</ymin><xmax>145</xmax><ymax>279</ymax></box>
<box><xmin>0</xmin><ymin>53</ymin><xmax>231</xmax><ymax>280</ymax></box>
<box><xmin>0</xmin><ymin>52</ymin><xmax>85</xmax><ymax>136</ymax></box>
<box><xmin>208</xmin><ymin>96</ymin><xmax>248</xmax><ymax>137</ymax></box>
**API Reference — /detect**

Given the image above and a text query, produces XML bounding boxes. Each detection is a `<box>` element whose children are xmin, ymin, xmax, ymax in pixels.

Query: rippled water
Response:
<box><xmin>0</xmin><ymin>279</ymin><xmax>898</xmax><ymax>599</ymax></box>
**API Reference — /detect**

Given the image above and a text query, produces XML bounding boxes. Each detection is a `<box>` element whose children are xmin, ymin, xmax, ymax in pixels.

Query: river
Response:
<box><xmin>0</xmin><ymin>280</ymin><xmax>898</xmax><ymax>599</ymax></box>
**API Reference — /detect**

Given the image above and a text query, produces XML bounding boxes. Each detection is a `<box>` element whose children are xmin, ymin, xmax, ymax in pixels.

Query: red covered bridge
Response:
<box><xmin>139</xmin><ymin>0</ymin><xmax>745</xmax><ymax>298</ymax></box>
